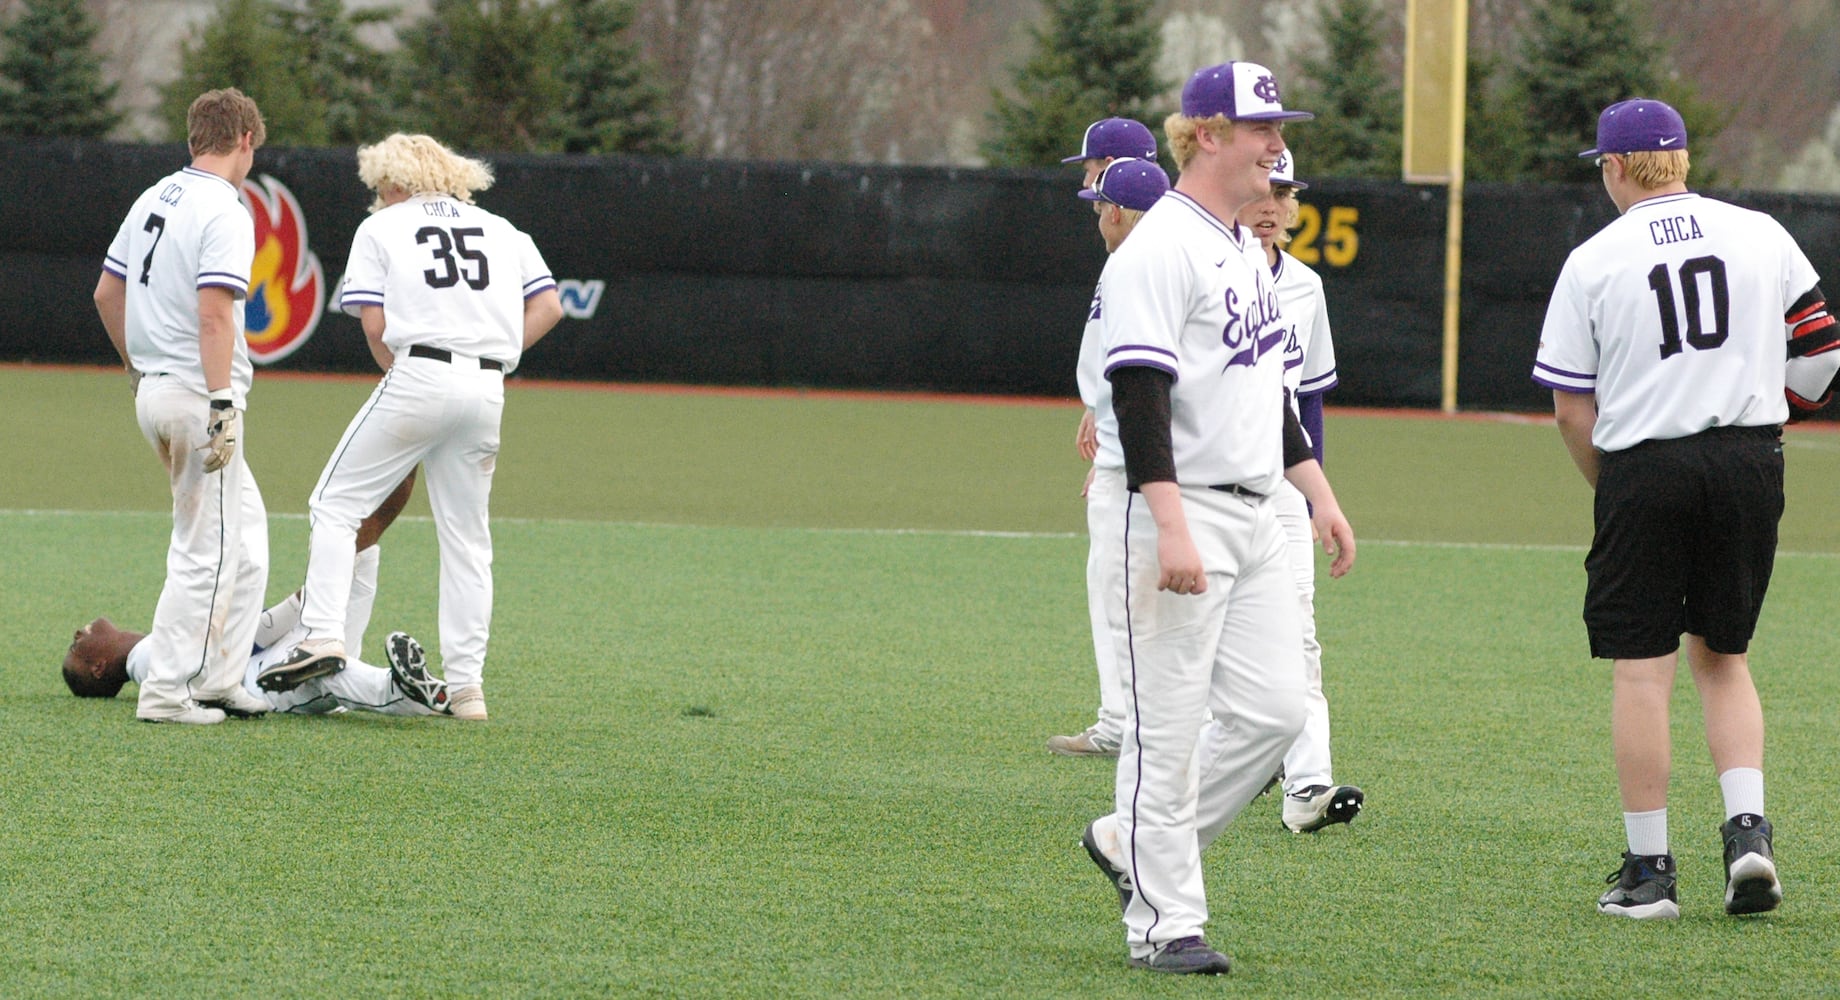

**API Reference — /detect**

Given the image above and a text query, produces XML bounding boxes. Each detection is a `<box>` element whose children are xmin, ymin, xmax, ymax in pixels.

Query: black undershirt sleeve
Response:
<box><xmin>1281</xmin><ymin>394</ymin><xmax>1314</xmax><ymax>469</ymax></box>
<box><xmin>1109</xmin><ymin>365</ymin><xmax>1176</xmax><ymax>490</ymax></box>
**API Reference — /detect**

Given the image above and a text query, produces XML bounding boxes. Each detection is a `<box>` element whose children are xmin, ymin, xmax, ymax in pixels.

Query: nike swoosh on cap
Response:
<box><xmin>1659</xmin><ymin>137</ymin><xmax>1678</xmax><ymax>146</ymax></box>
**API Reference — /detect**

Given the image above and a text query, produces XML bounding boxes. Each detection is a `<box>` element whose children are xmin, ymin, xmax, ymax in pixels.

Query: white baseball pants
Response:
<box><xmin>299</xmin><ymin>353</ymin><xmax>502</xmax><ymax>688</ymax></box>
<box><xmin>1274</xmin><ymin>479</ymin><xmax>1334</xmax><ymax>793</ymax></box>
<box><xmin>128</xmin><ymin>632</ymin><xmax>434</xmax><ymax>716</ymax></box>
<box><xmin>1083</xmin><ymin>467</ymin><xmax>1129</xmax><ymax>743</ymax></box>
<box><xmin>132</xmin><ymin>375</ymin><xmax>269</xmax><ymax>718</ymax></box>
<box><xmin>1104</xmin><ymin>484</ymin><xmax>1306</xmax><ymax>955</ymax></box>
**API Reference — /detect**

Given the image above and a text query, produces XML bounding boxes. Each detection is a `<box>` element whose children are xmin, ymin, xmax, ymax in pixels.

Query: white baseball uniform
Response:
<box><xmin>1090</xmin><ymin>190</ymin><xmax>1307</xmax><ymax>956</ymax></box>
<box><xmin>1076</xmin><ymin>280</ymin><xmax>1127</xmax><ymax>746</ymax></box>
<box><xmin>124</xmin><ymin>625</ymin><xmax>435</xmax><ymax>717</ymax></box>
<box><xmin>1271</xmin><ymin>249</ymin><xmax>1340</xmax><ymax>793</ymax></box>
<box><xmin>102</xmin><ymin>166</ymin><xmax>269</xmax><ymax>719</ymax></box>
<box><xmin>298</xmin><ymin>193</ymin><xmax>554</xmax><ymax>689</ymax></box>
<box><xmin>1534</xmin><ymin>192</ymin><xmax>1833</xmax><ymax>440</ymax></box>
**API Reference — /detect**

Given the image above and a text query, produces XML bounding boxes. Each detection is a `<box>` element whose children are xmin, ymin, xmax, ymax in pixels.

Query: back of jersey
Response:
<box><xmin>339</xmin><ymin>194</ymin><xmax>553</xmax><ymax>368</ymax></box>
<box><xmin>103</xmin><ymin>167</ymin><xmax>256</xmax><ymax>399</ymax></box>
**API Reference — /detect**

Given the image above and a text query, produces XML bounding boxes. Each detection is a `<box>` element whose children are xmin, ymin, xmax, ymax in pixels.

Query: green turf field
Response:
<box><xmin>4</xmin><ymin>365</ymin><xmax>1838</xmax><ymax>997</ymax></box>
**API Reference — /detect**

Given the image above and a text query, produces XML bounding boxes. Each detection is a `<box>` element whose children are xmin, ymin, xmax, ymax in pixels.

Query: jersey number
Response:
<box><xmin>417</xmin><ymin>226</ymin><xmax>490</xmax><ymax>290</ymax></box>
<box><xmin>139</xmin><ymin>214</ymin><xmax>166</xmax><ymax>286</ymax></box>
<box><xmin>1648</xmin><ymin>256</ymin><xmax>1728</xmax><ymax>359</ymax></box>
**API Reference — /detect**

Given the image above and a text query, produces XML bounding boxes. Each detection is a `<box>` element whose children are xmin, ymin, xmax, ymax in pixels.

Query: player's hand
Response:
<box><xmin>201</xmin><ymin>402</ymin><xmax>239</xmax><ymax>473</ymax></box>
<box><xmin>1075</xmin><ymin>409</ymin><xmax>1098</xmax><ymax>461</ymax></box>
<box><xmin>1157</xmin><ymin>532</ymin><xmax>1207</xmax><ymax>595</ymax></box>
<box><xmin>1080</xmin><ymin>465</ymin><xmax>1096</xmax><ymax>499</ymax></box>
<box><xmin>1312</xmin><ymin>503</ymin><xmax>1356</xmax><ymax>578</ymax></box>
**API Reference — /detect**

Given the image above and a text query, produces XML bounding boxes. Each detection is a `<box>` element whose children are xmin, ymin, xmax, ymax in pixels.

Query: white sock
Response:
<box><xmin>1718</xmin><ymin>767</ymin><xmax>1765</xmax><ymax>820</ymax></box>
<box><xmin>254</xmin><ymin>591</ymin><xmax>304</xmax><ymax>651</ymax></box>
<box><xmin>1624</xmin><ymin>807</ymin><xmax>1669</xmax><ymax>857</ymax></box>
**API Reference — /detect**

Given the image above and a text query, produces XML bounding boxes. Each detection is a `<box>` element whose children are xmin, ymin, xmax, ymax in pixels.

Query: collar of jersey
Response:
<box><xmin>180</xmin><ymin>166</ymin><xmax>238</xmax><ymax>194</ymax></box>
<box><xmin>1625</xmin><ymin>192</ymin><xmax>1698</xmax><ymax>214</ymax></box>
<box><xmin>1163</xmin><ymin>190</ymin><xmax>1244</xmax><ymax>246</ymax></box>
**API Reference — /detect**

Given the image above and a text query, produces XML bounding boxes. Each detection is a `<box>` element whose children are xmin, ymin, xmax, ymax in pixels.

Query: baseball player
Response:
<box><xmin>1534</xmin><ymin>99</ymin><xmax>1840</xmax><ymax>919</ymax></box>
<box><xmin>1236</xmin><ymin>152</ymin><xmax>1364</xmax><ymax>833</ymax></box>
<box><xmin>63</xmin><ymin>616</ymin><xmax>451</xmax><ymax>718</ymax></box>
<box><xmin>91</xmin><ymin>88</ymin><xmax>272</xmax><ymax>725</ymax></box>
<box><xmin>1050</xmin><ymin>156</ymin><xmax>1170</xmax><ymax>759</ymax></box>
<box><xmin>270</xmin><ymin>133</ymin><xmax>562</xmax><ymax>722</ymax></box>
<box><xmin>1063</xmin><ymin>117</ymin><xmax>1159</xmax><ymax>189</ymax></box>
<box><xmin>1075</xmin><ymin>62</ymin><xmax>1356</xmax><ymax>975</ymax></box>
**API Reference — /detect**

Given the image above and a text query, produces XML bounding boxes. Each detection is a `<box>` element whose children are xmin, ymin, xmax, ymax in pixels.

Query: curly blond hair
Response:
<box><xmin>356</xmin><ymin>133</ymin><xmax>494</xmax><ymax>212</ymax></box>
<box><xmin>1621</xmin><ymin>149</ymin><xmax>1690</xmax><ymax>189</ymax></box>
<box><xmin>1165</xmin><ymin>112</ymin><xmax>1237</xmax><ymax>172</ymax></box>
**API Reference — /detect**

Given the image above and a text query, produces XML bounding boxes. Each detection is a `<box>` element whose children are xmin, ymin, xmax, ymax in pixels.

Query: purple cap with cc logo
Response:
<box><xmin>1181</xmin><ymin>62</ymin><xmax>1314</xmax><ymax>122</ymax></box>
<box><xmin>1579</xmin><ymin>99</ymin><xmax>1688</xmax><ymax>157</ymax></box>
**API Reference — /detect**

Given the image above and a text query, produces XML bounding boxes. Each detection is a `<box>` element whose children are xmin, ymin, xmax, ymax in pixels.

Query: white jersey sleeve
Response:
<box><xmin>1077</xmin><ymin>280</ymin><xmax>1123</xmax><ymax>470</ymax></box>
<box><xmin>1275</xmin><ymin>250</ymin><xmax>1337</xmax><ymax>400</ymax></box>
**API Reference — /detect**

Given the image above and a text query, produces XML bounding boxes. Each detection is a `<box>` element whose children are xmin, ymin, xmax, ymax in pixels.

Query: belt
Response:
<box><xmin>408</xmin><ymin>344</ymin><xmax>504</xmax><ymax>371</ymax></box>
<box><xmin>1208</xmin><ymin>483</ymin><xmax>1265</xmax><ymax>499</ymax></box>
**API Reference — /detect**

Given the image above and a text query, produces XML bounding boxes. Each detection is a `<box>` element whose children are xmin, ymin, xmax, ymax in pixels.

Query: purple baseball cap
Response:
<box><xmin>1271</xmin><ymin>149</ymin><xmax>1308</xmax><ymax>190</ymax></box>
<box><xmin>1181</xmin><ymin>62</ymin><xmax>1314</xmax><ymax>122</ymax></box>
<box><xmin>1077</xmin><ymin>157</ymin><xmax>1170</xmax><ymax>211</ymax></box>
<box><xmin>1061</xmin><ymin>117</ymin><xmax>1158</xmax><ymax>164</ymax></box>
<box><xmin>1579</xmin><ymin>99</ymin><xmax>1687</xmax><ymax>157</ymax></box>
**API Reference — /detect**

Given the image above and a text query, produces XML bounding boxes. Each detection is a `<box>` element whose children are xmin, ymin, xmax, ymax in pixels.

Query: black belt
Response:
<box><xmin>408</xmin><ymin>344</ymin><xmax>504</xmax><ymax>371</ymax></box>
<box><xmin>1208</xmin><ymin>483</ymin><xmax>1265</xmax><ymax>499</ymax></box>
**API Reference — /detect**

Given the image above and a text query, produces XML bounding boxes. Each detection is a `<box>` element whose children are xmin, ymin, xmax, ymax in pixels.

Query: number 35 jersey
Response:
<box><xmin>103</xmin><ymin>167</ymin><xmax>256</xmax><ymax>402</ymax></box>
<box><xmin>339</xmin><ymin>193</ymin><xmax>555</xmax><ymax>370</ymax></box>
<box><xmin>1534</xmin><ymin>192</ymin><xmax>1818</xmax><ymax>452</ymax></box>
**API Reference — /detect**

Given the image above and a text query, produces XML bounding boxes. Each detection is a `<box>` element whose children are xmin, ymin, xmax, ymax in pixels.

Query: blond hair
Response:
<box><xmin>1622</xmin><ymin>149</ymin><xmax>1690</xmax><ymax>189</ymax></box>
<box><xmin>1275</xmin><ymin>187</ymin><xmax>1302</xmax><ymax>248</ymax></box>
<box><xmin>187</xmin><ymin>88</ymin><xmax>265</xmax><ymax>157</ymax></box>
<box><xmin>356</xmin><ymin>133</ymin><xmax>494</xmax><ymax>212</ymax></box>
<box><xmin>1164</xmin><ymin>112</ymin><xmax>1239</xmax><ymax>172</ymax></box>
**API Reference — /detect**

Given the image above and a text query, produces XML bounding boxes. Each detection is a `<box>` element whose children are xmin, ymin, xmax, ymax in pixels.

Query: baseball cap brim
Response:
<box><xmin>1234</xmin><ymin>110</ymin><xmax>1316</xmax><ymax>123</ymax></box>
<box><xmin>1275</xmin><ymin>179</ymin><xmax>1310</xmax><ymax>191</ymax></box>
<box><xmin>1060</xmin><ymin>152</ymin><xmax>1097</xmax><ymax>164</ymax></box>
<box><xmin>1076</xmin><ymin>189</ymin><xmax>1103</xmax><ymax>201</ymax></box>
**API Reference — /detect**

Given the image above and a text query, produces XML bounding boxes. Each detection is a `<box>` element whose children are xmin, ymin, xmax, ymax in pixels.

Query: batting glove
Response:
<box><xmin>202</xmin><ymin>398</ymin><xmax>240</xmax><ymax>473</ymax></box>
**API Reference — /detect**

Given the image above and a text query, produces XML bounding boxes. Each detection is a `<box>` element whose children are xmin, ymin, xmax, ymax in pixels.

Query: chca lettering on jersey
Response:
<box><xmin>1221</xmin><ymin>281</ymin><xmax>1282</xmax><ymax>369</ymax></box>
<box><xmin>1650</xmin><ymin>214</ymin><xmax>1703</xmax><ymax>246</ymax></box>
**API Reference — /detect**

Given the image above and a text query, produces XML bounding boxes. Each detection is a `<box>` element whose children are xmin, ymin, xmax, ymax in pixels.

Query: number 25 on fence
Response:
<box><xmin>1289</xmin><ymin>204</ymin><xmax>1358</xmax><ymax>268</ymax></box>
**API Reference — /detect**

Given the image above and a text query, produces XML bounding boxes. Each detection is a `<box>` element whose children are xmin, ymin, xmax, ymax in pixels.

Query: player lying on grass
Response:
<box><xmin>62</xmin><ymin>616</ymin><xmax>450</xmax><ymax>717</ymax></box>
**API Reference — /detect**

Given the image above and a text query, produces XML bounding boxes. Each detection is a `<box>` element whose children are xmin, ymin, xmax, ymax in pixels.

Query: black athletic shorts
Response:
<box><xmin>1583</xmin><ymin>424</ymin><xmax>1784</xmax><ymax>660</ymax></box>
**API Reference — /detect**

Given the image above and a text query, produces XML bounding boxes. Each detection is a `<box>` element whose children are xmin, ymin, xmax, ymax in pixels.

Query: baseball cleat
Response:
<box><xmin>1282</xmin><ymin>784</ymin><xmax>1364</xmax><ymax>833</ymax></box>
<box><xmin>1129</xmin><ymin>937</ymin><xmax>1232</xmax><ymax>975</ymax></box>
<box><xmin>1081</xmin><ymin>821</ymin><xmax>1133</xmax><ymax>914</ymax></box>
<box><xmin>138</xmin><ymin>700</ymin><xmax>227</xmax><ymax>725</ymax></box>
<box><xmin>256</xmin><ymin>638</ymin><xmax>346</xmax><ymax>693</ymax></box>
<box><xmin>198</xmin><ymin>687</ymin><xmax>269</xmax><ymax>719</ymax></box>
<box><xmin>1598</xmin><ymin>852</ymin><xmax>1679</xmax><ymax>919</ymax></box>
<box><xmin>1721</xmin><ymin>814</ymin><xmax>1781</xmax><ymax>915</ymax></box>
<box><xmin>386</xmin><ymin>631</ymin><xmax>450</xmax><ymax>715</ymax></box>
<box><xmin>448</xmin><ymin>684</ymin><xmax>488</xmax><ymax>721</ymax></box>
<box><xmin>1048</xmin><ymin>726</ymin><xmax>1120</xmax><ymax>757</ymax></box>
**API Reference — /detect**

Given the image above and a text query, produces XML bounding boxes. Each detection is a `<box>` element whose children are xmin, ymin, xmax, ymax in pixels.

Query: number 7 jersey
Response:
<box><xmin>339</xmin><ymin>193</ymin><xmax>555</xmax><ymax>369</ymax></box>
<box><xmin>1534</xmin><ymin>192</ymin><xmax>1819</xmax><ymax>451</ymax></box>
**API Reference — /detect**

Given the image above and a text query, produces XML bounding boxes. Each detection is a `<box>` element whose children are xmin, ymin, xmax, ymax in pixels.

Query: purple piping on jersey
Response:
<box><xmin>1109</xmin><ymin>343</ymin><xmax>1178</xmax><ymax>361</ymax></box>
<box><xmin>1105</xmin><ymin>359</ymin><xmax>1178</xmax><ymax>379</ymax></box>
<box><xmin>1534</xmin><ymin>361</ymin><xmax>1593</xmax><ymax>381</ymax></box>
<box><xmin>1299</xmin><ymin>372</ymin><xmax>1338</xmax><ymax>395</ymax></box>
<box><xmin>1533</xmin><ymin>375</ymin><xmax>1596</xmax><ymax>393</ymax></box>
<box><xmin>102</xmin><ymin>260</ymin><xmax>127</xmax><ymax>278</ymax></box>
<box><xmin>1119</xmin><ymin>487</ymin><xmax>1165</xmax><ymax>943</ymax></box>
<box><xmin>1162</xmin><ymin>191</ymin><xmax>1243</xmax><ymax>247</ymax></box>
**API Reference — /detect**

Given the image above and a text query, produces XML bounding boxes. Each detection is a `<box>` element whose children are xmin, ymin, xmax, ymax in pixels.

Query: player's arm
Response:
<box><xmin>522</xmin><ymin>287</ymin><xmax>563</xmax><ymax>351</ymax></box>
<box><xmin>93</xmin><ymin>272</ymin><xmax>129</xmax><ymax>367</ymax></box>
<box><xmin>197</xmin><ymin>286</ymin><xmax>238</xmax><ymax>393</ymax></box>
<box><xmin>1297</xmin><ymin>390</ymin><xmax>1326</xmax><ymax>466</ymax></box>
<box><xmin>1075</xmin><ymin>407</ymin><xmax>1098</xmax><ymax>462</ymax></box>
<box><xmin>1280</xmin><ymin>400</ymin><xmax>1354</xmax><ymax>577</ymax></box>
<box><xmin>1553</xmin><ymin>390</ymin><xmax>1601</xmax><ymax>489</ymax></box>
<box><xmin>358</xmin><ymin>305</ymin><xmax>394</xmax><ymax>370</ymax></box>
<box><xmin>1110</xmin><ymin>365</ymin><xmax>1204</xmax><ymax>594</ymax></box>
<box><xmin>1785</xmin><ymin>285</ymin><xmax>1840</xmax><ymax>417</ymax></box>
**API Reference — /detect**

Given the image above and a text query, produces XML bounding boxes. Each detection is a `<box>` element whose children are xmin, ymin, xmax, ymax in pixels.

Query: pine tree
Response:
<box><xmin>0</xmin><ymin>0</ymin><xmax>121</xmax><ymax>138</ymax></box>
<box><xmin>1286</xmin><ymin>0</ymin><xmax>1401</xmax><ymax>179</ymax></box>
<box><xmin>394</xmin><ymin>0</ymin><xmax>567</xmax><ymax>153</ymax></box>
<box><xmin>275</xmin><ymin>0</ymin><xmax>400</xmax><ymax>146</ymax></box>
<box><xmin>981</xmin><ymin>0</ymin><xmax>1164</xmax><ymax>168</ymax></box>
<box><xmin>160</xmin><ymin>0</ymin><xmax>318</xmax><ymax>145</ymax></box>
<box><xmin>552</xmin><ymin>0</ymin><xmax>681</xmax><ymax>156</ymax></box>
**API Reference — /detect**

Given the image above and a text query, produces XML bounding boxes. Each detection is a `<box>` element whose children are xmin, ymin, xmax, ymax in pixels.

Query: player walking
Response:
<box><xmin>1237</xmin><ymin>152</ymin><xmax>1364</xmax><ymax>832</ymax></box>
<box><xmin>92</xmin><ymin>88</ymin><xmax>272</xmax><ymax>725</ymax></box>
<box><xmin>1534</xmin><ymin>99</ymin><xmax>1840</xmax><ymax>919</ymax></box>
<box><xmin>268</xmin><ymin>133</ymin><xmax>563</xmax><ymax>722</ymax></box>
<box><xmin>1049</xmin><ymin>156</ymin><xmax>1169</xmax><ymax>759</ymax></box>
<box><xmin>1076</xmin><ymin>62</ymin><xmax>1355</xmax><ymax>975</ymax></box>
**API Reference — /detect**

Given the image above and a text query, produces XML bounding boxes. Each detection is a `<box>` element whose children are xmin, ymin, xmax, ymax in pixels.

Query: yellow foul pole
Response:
<box><xmin>1403</xmin><ymin>0</ymin><xmax>1469</xmax><ymax>413</ymax></box>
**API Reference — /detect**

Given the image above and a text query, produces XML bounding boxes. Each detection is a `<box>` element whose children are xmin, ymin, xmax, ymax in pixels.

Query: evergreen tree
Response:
<box><xmin>982</xmin><ymin>0</ymin><xmax>1164</xmax><ymax>168</ymax></box>
<box><xmin>1286</xmin><ymin>0</ymin><xmax>1401</xmax><ymax>179</ymax></box>
<box><xmin>275</xmin><ymin>0</ymin><xmax>400</xmax><ymax>146</ymax></box>
<box><xmin>394</xmin><ymin>0</ymin><xmax>567</xmax><ymax>153</ymax></box>
<box><xmin>552</xmin><ymin>0</ymin><xmax>681</xmax><ymax>156</ymax></box>
<box><xmin>0</xmin><ymin>0</ymin><xmax>121</xmax><ymax>138</ymax></box>
<box><xmin>1463</xmin><ymin>54</ymin><xmax>1530</xmax><ymax>183</ymax></box>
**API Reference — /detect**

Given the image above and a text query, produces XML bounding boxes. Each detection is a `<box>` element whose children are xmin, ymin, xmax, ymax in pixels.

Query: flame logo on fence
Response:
<box><xmin>240</xmin><ymin>175</ymin><xmax>324</xmax><ymax>364</ymax></box>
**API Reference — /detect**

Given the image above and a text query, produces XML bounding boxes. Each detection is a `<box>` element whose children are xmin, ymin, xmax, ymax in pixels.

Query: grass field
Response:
<box><xmin>4</xmin><ymin>365</ymin><xmax>1839</xmax><ymax>997</ymax></box>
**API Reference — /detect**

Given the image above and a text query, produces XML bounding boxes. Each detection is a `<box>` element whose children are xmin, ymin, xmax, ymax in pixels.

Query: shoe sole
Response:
<box><xmin>256</xmin><ymin>654</ymin><xmax>345</xmax><ymax>693</ymax></box>
<box><xmin>1597</xmin><ymin>898</ymin><xmax>1679</xmax><ymax>919</ymax></box>
<box><xmin>1047</xmin><ymin>737</ymin><xmax>1119</xmax><ymax>757</ymax></box>
<box><xmin>1081</xmin><ymin>824</ymin><xmax>1132</xmax><ymax>914</ymax></box>
<box><xmin>1725</xmin><ymin>854</ymin><xmax>1782</xmax><ymax>915</ymax></box>
<box><xmin>1285</xmin><ymin>787</ymin><xmax>1364</xmax><ymax>833</ymax></box>
<box><xmin>1128</xmin><ymin>954</ymin><xmax>1232</xmax><ymax>975</ymax></box>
